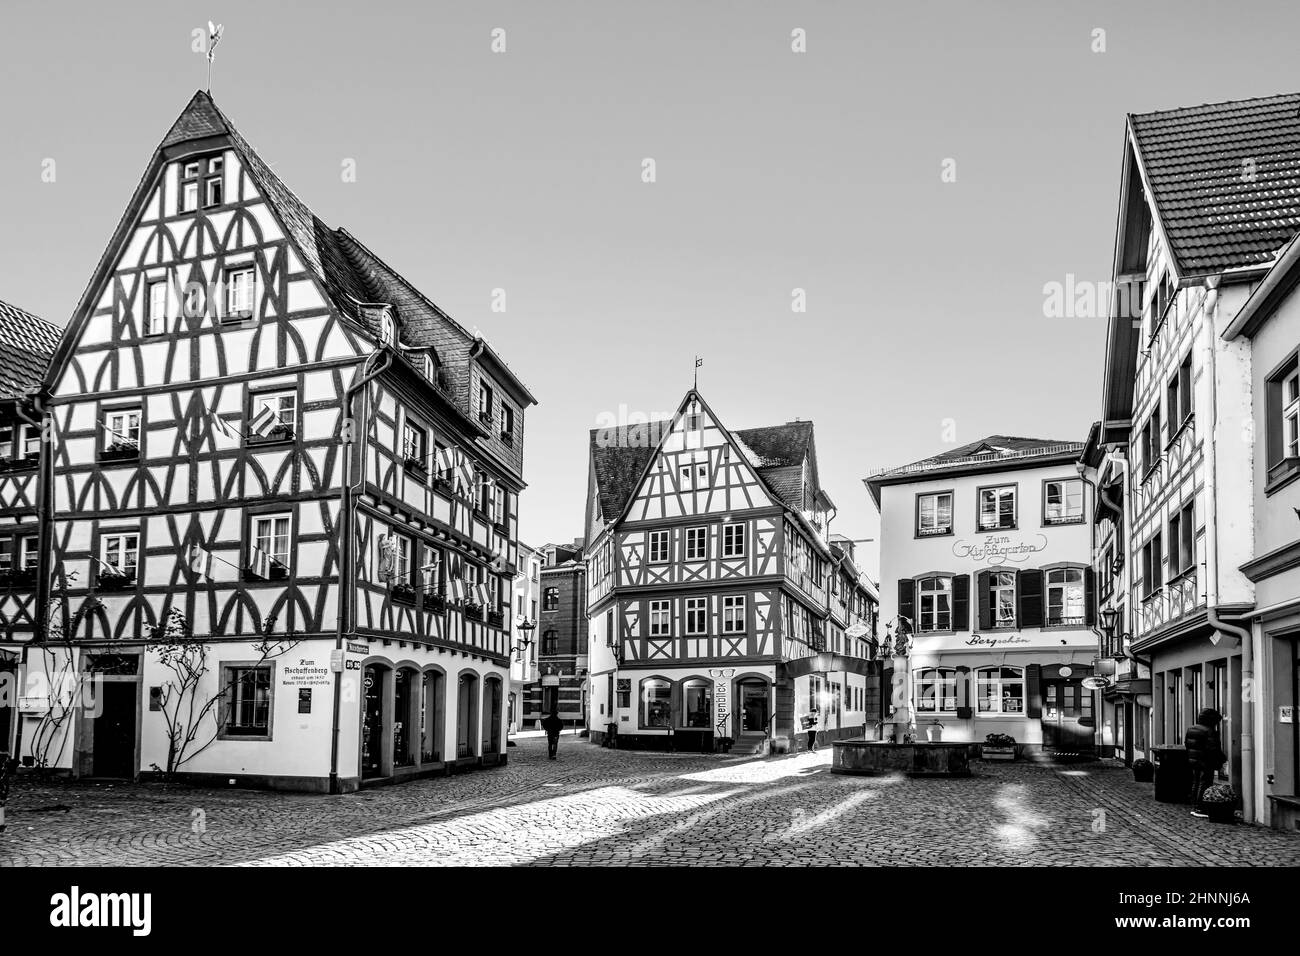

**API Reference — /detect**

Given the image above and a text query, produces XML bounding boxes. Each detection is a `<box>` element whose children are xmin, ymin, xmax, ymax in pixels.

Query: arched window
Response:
<box><xmin>976</xmin><ymin>666</ymin><xmax>1024</xmax><ymax>715</ymax></box>
<box><xmin>541</xmin><ymin>630</ymin><xmax>557</xmax><ymax>655</ymax></box>
<box><xmin>640</xmin><ymin>678</ymin><xmax>671</xmax><ymax>729</ymax></box>
<box><xmin>681</xmin><ymin>679</ymin><xmax>712</xmax><ymax>729</ymax></box>
<box><xmin>543</xmin><ymin>587</ymin><xmax>559</xmax><ymax>611</ymax></box>
<box><xmin>913</xmin><ymin>667</ymin><xmax>957</xmax><ymax>714</ymax></box>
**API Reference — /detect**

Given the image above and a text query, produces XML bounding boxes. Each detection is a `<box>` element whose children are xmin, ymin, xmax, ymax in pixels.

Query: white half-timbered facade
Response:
<box><xmin>16</xmin><ymin>91</ymin><xmax>535</xmax><ymax>791</ymax></box>
<box><xmin>585</xmin><ymin>390</ymin><xmax>880</xmax><ymax>754</ymax></box>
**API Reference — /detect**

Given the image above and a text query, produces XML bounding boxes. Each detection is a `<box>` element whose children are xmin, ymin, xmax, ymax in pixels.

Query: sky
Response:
<box><xmin>3</xmin><ymin>0</ymin><xmax>1299</xmax><ymax>581</ymax></box>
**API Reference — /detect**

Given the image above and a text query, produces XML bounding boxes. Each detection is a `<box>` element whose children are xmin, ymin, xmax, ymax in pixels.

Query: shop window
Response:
<box><xmin>682</xmin><ymin>679</ymin><xmax>712</xmax><ymax>728</ymax></box>
<box><xmin>914</xmin><ymin>667</ymin><xmax>958</xmax><ymax>714</ymax></box>
<box><xmin>641</xmin><ymin>678</ymin><xmax>671</xmax><ymax>729</ymax></box>
<box><xmin>221</xmin><ymin>664</ymin><xmax>273</xmax><ymax>738</ymax></box>
<box><xmin>976</xmin><ymin>666</ymin><xmax>1024</xmax><ymax>715</ymax></box>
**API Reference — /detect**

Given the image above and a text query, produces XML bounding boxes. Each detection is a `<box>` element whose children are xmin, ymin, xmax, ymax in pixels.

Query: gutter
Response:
<box><xmin>1222</xmin><ymin>234</ymin><xmax>1300</xmax><ymax>340</ymax></box>
<box><xmin>1201</xmin><ymin>277</ymin><xmax>1255</xmax><ymax>822</ymax></box>
<box><xmin>328</xmin><ymin>348</ymin><xmax>392</xmax><ymax>795</ymax></box>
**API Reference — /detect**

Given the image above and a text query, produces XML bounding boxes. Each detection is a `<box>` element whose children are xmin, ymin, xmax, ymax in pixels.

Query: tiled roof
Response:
<box><xmin>733</xmin><ymin>422</ymin><xmax>813</xmax><ymax>468</ymax></box>
<box><xmin>589</xmin><ymin>422</ymin><xmax>670</xmax><ymax>520</ymax></box>
<box><xmin>868</xmin><ymin>435</ymin><xmax>1084</xmax><ymax>484</ymax></box>
<box><xmin>1129</xmin><ymin>92</ymin><xmax>1300</xmax><ymax>275</ymax></box>
<box><xmin>0</xmin><ymin>299</ymin><xmax>61</xmax><ymax>399</ymax></box>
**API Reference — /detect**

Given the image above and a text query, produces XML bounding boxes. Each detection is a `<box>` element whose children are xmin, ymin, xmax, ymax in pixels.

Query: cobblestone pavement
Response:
<box><xmin>3</xmin><ymin>736</ymin><xmax>1299</xmax><ymax>866</ymax></box>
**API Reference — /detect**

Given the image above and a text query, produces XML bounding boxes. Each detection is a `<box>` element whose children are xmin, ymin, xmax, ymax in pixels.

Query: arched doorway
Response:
<box><xmin>456</xmin><ymin>671</ymin><xmax>479</xmax><ymax>759</ymax></box>
<box><xmin>362</xmin><ymin>663</ymin><xmax>391</xmax><ymax>779</ymax></box>
<box><xmin>483</xmin><ymin>676</ymin><xmax>503</xmax><ymax>755</ymax></box>
<box><xmin>393</xmin><ymin>667</ymin><xmax>419</xmax><ymax>769</ymax></box>
<box><xmin>420</xmin><ymin>669</ymin><xmax>445</xmax><ymax>764</ymax></box>
<box><xmin>737</xmin><ymin>677</ymin><xmax>771</xmax><ymax>735</ymax></box>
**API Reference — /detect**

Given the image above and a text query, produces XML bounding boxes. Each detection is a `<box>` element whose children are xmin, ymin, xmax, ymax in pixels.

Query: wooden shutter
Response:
<box><xmin>952</xmin><ymin>574</ymin><xmax>970</xmax><ymax>631</ymax></box>
<box><xmin>897</xmin><ymin>578</ymin><xmax>915</xmax><ymax>629</ymax></box>
<box><xmin>1084</xmin><ymin>567</ymin><xmax>1096</xmax><ymax>627</ymax></box>
<box><xmin>1018</xmin><ymin>569</ymin><xmax>1044</xmax><ymax>628</ymax></box>
<box><xmin>1026</xmin><ymin>663</ymin><xmax>1042</xmax><ymax>718</ymax></box>
<box><xmin>977</xmin><ymin>570</ymin><xmax>992</xmax><ymax>631</ymax></box>
<box><xmin>955</xmin><ymin>666</ymin><xmax>970</xmax><ymax>709</ymax></box>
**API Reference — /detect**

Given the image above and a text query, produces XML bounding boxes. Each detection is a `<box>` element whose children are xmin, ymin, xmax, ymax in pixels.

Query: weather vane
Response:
<box><xmin>206</xmin><ymin>21</ymin><xmax>225</xmax><ymax>93</ymax></box>
<box><xmin>694</xmin><ymin>355</ymin><xmax>703</xmax><ymax>390</ymax></box>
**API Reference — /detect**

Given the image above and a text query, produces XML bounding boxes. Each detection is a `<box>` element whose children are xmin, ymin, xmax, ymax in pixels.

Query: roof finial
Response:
<box><xmin>693</xmin><ymin>355</ymin><xmax>703</xmax><ymax>391</ymax></box>
<box><xmin>206</xmin><ymin>21</ymin><xmax>225</xmax><ymax>94</ymax></box>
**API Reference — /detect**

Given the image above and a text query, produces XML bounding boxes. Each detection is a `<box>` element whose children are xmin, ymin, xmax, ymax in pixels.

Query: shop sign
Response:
<box><xmin>709</xmin><ymin>667</ymin><xmax>734</xmax><ymax>735</ymax></box>
<box><xmin>1082</xmin><ymin>676</ymin><xmax>1112</xmax><ymax>690</ymax></box>
<box><xmin>952</xmin><ymin>534</ymin><xmax>1048</xmax><ymax>566</ymax></box>
<box><xmin>915</xmin><ymin>630</ymin><xmax>1093</xmax><ymax>654</ymax></box>
<box><xmin>1281</xmin><ymin>706</ymin><xmax>1296</xmax><ymax>725</ymax></box>
<box><xmin>346</xmin><ymin>641</ymin><xmax>369</xmax><ymax>655</ymax></box>
<box><xmin>541</xmin><ymin>674</ymin><xmax>560</xmax><ymax>687</ymax></box>
<box><xmin>1058</xmin><ymin>665</ymin><xmax>1073</xmax><ymax>677</ymax></box>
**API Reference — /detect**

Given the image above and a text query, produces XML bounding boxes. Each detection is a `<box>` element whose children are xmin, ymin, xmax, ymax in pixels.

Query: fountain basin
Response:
<box><xmin>831</xmin><ymin>738</ymin><xmax>971</xmax><ymax>778</ymax></box>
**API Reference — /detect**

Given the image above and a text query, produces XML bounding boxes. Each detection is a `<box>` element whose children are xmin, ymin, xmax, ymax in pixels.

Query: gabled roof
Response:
<box><xmin>732</xmin><ymin>422</ymin><xmax>814</xmax><ymax>467</ymax></box>
<box><xmin>1128</xmin><ymin>92</ymin><xmax>1300</xmax><ymax>277</ymax></box>
<box><xmin>589</xmin><ymin>421</ymin><xmax>671</xmax><ymax>521</ymax></box>
<box><xmin>864</xmin><ymin>435</ymin><xmax>1085</xmax><ymax>506</ymax></box>
<box><xmin>0</xmin><ymin>299</ymin><xmax>61</xmax><ymax>400</ymax></box>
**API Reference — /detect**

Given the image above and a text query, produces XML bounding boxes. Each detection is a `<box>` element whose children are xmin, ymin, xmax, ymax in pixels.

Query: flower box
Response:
<box><xmin>982</xmin><ymin>733</ymin><xmax>1017</xmax><ymax>761</ymax></box>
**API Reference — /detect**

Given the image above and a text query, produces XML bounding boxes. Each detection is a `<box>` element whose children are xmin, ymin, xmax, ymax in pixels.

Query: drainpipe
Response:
<box><xmin>1201</xmin><ymin>277</ymin><xmax>1255</xmax><ymax>821</ymax></box>
<box><xmin>328</xmin><ymin>348</ymin><xmax>392</xmax><ymax>795</ymax></box>
<box><xmin>10</xmin><ymin>393</ymin><xmax>49</xmax><ymax>765</ymax></box>
<box><xmin>1076</xmin><ymin>461</ymin><xmax>1106</xmax><ymax>752</ymax></box>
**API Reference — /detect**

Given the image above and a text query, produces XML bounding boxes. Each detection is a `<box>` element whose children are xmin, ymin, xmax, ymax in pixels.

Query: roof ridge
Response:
<box><xmin>1129</xmin><ymin>89</ymin><xmax>1300</xmax><ymax>121</ymax></box>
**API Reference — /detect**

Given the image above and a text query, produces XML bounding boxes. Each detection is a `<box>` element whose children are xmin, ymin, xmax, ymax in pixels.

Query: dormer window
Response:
<box><xmin>181</xmin><ymin>181</ymin><xmax>199</xmax><ymax>213</ymax></box>
<box><xmin>423</xmin><ymin>352</ymin><xmax>437</xmax><ymax>382</ymax></box>
<box><xmin>479</xmin><ymin>383</ymin><xmax>494</xmax><ymax>423</ymax></box>
<box><xmin>209</xmin><ymin>156</ymin><xmax>223</xmax><ymax>175</ymax></box>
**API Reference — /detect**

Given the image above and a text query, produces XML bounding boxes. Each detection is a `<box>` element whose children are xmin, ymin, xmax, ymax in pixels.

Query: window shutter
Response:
<box><xmin>1026</xmin><ymin>663</ymin><xmax>1042</xmax><ymax>718</ymax></box>
<box><xmin>1018</xmin><ymin>569</ymin><xmax>1044</xmax><ymax>628</ymax></box>
<box><xmin>955</xmin><ymin>665</ymin><xmax>970</xmax><ymax>709</ymax></box>
<box><xmin>897</xmin><ymin>579</ymin><xmax>915</xmax><ymax>629</ymax></box>
<box><xmin>951</xmin><ymin>574</ymin><xmax>970</xmax><ymax>631</ymax></box>
<box><xmin>1084</xmin><ymin>567</ymin><xmax>1096</xmax><ymax>627</ymax></box>
<box><xmin>977</xmin><ymin>570</ymin><xmax>992</xmax><ymax>631</ymax></box>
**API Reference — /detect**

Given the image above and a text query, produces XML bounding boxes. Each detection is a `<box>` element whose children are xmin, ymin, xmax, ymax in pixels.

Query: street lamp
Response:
<box><xmin>511</xmin><ymin>618</ymin><xmax>536</xmax><ymax>659</ymax></box>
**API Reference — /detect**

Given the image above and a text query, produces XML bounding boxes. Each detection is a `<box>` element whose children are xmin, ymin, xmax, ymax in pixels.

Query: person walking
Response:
<box><xmin>802</xmin><ymin>709</ymin><xmax>819</xmax><ymax>753</ymax></box>
<box><xmin>1184</xmin><ymin>708</ymin><xmax>1226</xmax><ymax>818</ymax></box>
<box><xmin>541</xmin><ymin>708</ymin><xmax>564</xmax><ymax>760</ymax></box>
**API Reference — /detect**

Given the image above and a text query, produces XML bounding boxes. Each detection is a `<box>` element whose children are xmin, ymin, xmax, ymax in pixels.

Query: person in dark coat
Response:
<box><xmin>541</xmin><ymin>709</ymin><xmax>564</xmax><ymax>760</ymax></box>
<box><xmin>1184</xmin><ymin>708</ymin><xmax>1226</xmax><ymax>817</ymax></box>
<box><xmin>803</xmin><ymin>710</ymin><xmax>819</xmax><ymax>753</ymax></box>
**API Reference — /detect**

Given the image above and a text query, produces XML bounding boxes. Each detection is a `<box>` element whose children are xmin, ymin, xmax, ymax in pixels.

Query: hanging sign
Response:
<box><xmin>1082</xmin><ymin>676</ymin><xmax>1112</xmax><ymax>690</ymax></box>
<box><xmin>709</xmin><ymin>667</ymin><xmax>735</xmax><ymax>736</ymax></box>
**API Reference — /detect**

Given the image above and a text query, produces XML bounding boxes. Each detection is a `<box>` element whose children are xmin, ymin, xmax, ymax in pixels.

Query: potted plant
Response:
<box><xmin>981</xmin><ymin>732</ymin><xmax>1017</xmax><ymax>761</ymax></box>
<box><xmin>1200</xmin><ymin>784</ymin><xmax>1237</xmax><ymax>823</ymax></box>
<box><xmin>1132</xmin><ymin>757</ymin><xmax>1154</xmax><ymax>782</ymax></box>
<box><xmin>925</xmin><ymin>720</ymin><xmax>944</xmax><ymax>742</ymax></box>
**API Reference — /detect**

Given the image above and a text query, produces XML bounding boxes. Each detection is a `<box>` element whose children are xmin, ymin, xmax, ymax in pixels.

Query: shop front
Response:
<box><xmin>605</xmin><ymin>666</ymin><xmax>776</xmax><ymax>753</ymax></box>
<box><xmin>908</xmin><ymin>630</ymin><xmax>1098</xmax><ymax>752</ymax></box>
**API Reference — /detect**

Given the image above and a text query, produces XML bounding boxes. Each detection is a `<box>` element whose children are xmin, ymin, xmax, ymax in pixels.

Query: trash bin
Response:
<box><xmin>1152</xmin><ymin>745</ymin><xmax>1190</xmax><ymax>803</ymax></box>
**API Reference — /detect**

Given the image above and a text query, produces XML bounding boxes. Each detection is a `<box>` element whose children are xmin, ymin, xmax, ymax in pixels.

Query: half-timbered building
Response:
<box><xmin>0</xmin><ymin>300</ymin><xmax>62</xmax><ymax>754</ymax></box>
<box><xmin>17</xmin><ymin>91</ymin><xmax>535</xmax><ymax>791</ymax></box>
<box><xmin>585</xmin><ymin>390</ymin><xmax>880</xmax><ymax>754</ymax></box>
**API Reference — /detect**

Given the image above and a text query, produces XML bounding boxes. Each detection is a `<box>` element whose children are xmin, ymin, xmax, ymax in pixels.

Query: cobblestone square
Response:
<box><xmin>3</xmin><ymin>735</ymin><xmax>1299</xmax><ymax>866</ymax></box>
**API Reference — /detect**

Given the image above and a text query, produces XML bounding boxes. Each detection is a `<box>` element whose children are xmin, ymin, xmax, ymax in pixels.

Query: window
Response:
<box><xmin>1141</xmin><ymin>533</ymin><xmax>1163</xmax><ymax>599</ymax></box>
<box><xmin>722</xmin><ymin>522</ymin><xmax>746</xmax><ymax>558</ymax></box>
<box><xmin>181</xmin><ymin>181</ymin><xmax>199</xmax><ymax>213</ymax></box>
<box><xmin>1266</xmin><ymin>357</ymin><xmax>1300</xmax><ymax>488</ymax></box>
<box><xmin>685</xmin><ymin>597</ymin><xmax>707</xmax><ymax>635</ymax></box>
<box><xmin>917</xmin><ymin>492</ymin><xmax>953</xmax><ymax>536</ymax></box>
<box><xmin>1167</xmin><ymin>353</ymin><xmax>1193</xmax><ymax>439</ymax></box>
<box><xmin>478</xmin><ymin>382</ymin><xmax>494</xmax><ymax>421</ymax></box>
<box><xmin>146</xmin><ymin>280</ymin><xmax>168</xmax><ymax>336</ymax></box>
<box><xmin>978</xmin><ymin>485</ymin><xmax>1016</xmax><ymax>531</ymax></box>
<box><xmin>976</xmin><ymin>666</ymin><xmax>1024</xmax><ymax>715</ymax></box>
<box><xmin>209</xmin><ymin>156</ymin><xmax>223</xmax><ymax>175</ymax></box>
<box><xmin>10</xmin><ymin>535</ymin><xmax>38</xmax><ymax>572</ymax></box>
<box><xmin>685</xmin><ymin>412</ymin><xmax>702</xmax><ymax>431</ymax></box>
<box><xmin>1142</xmin><ymin>408</ymin><xmax>1162</xmax><ymax>475</ymax></box>
<box><xmin>423</xmin><ymin>352</ymin><xmax>438</xmax><ymax>383</ymax></box>
<box><xmin>18</xmin><ymin>424</ymin><xmax>39</xmax><ymax>460</ymax></box>
<box><xmin>0</xmin><ymin>426</ymin><xmax>10</xmax><ymax>460</ymax></box>
<box><xmin>917</xmin><ymin>575</ymin><xmax>952</xmax><ymax>631</ymax></box>
<box><xmin>541</xmin><ymin>630</ymin><xmax>558</xmax><ymax>655</ymax></box>
<box><xmin>543</xmin><ymin>587</ymin><xmax>559</xmax><ymax>611</ymax></box>
<box><xmin>685</xmin><ymin>527</ymin><xmax>707</xmax><ymax>561</ymax></box>
<box><xmin>649</xmin><ymin>530</ymin><xmax>670</xmax><ymax>563</ymax></box>
<box><xmin>204</xmin><ymin>176</ymin><xmax>223</xmax><ymax>208</ymax></box>
<box><xmin>224</xmin><ymin>267</ymin><xmax>254</xmax><ymax>321</ymax></box>
<box><xmin>1150</xmin><ymin>271</ymin><xmax>1175</xmax><ymax>336</ymax></box>
<box><xmin>682</xmin><ymin>679</ymin><xmax>712</xmax><ymax>728</ymax></box>
<box><xmin>1043</xmin><ymin>479</ymin><xmax>1084</xmax><ymax>525</ymax></box>
<box><xmin>183</xmin><ymin>161</ymin><xmax>200</xmax><ymax>179</ymax></box>
<box><xmin>641</xmin><ymin>678</ymin><xmax>671</xmax><ymax>728</ymax></box>
<box><xmin>103</xmin><ymin>408</ymin><xmax>141</xmax><ymax>452</ymax></box>
<box><xmin>722</xmin><ymin>595</ymin><xmax>745</xmax><ymax>634</ymax></box>
<box><xmin>1046</xmin><ymin>568</ymin><xmax>1085</xmax><ymax>625</ymax></box>
<box><xmin>402</xmin><ymin>419</ymin><xmax>426</xmax><ymax>465</ymax></box>
<box><xmin>101</xmin><ymin>532</ymin><xmax>139</xmax><ymax>579</ymax></box>
<box><xmin>223</xmin><ymin>665</ymin><xmax>272</xmax><ymax>737</ymax></box>
<box><xmin>1168</xmin><ymin>502</ymin><xmax>1195</xmax><ymax>579</ymax></box>
<box><xmin>500</xmin><ymin>403</ymin><xmax>514</xmax><ymax>441</ymax></box>
<box><xmin>392</xmin><ymin>534</ymin><xmax>411</xmax><ymax>585</ymax></box>
<box><xmin>251</xmin><ymin>513</ymin><xmax>291</xmax><ymax>574</ymax></box>
<box><xmin>679</xmin><ymin>459</ymin><xmax>708</xmax><ymax>489</ymax></box>
<box><xmin>649</xmin><ymin>599</ymin><xmax>671</xmax><ymax>637</ymax></box>
<box><xmin>987</xmin><ymin>570</ymin><xmax>1017</xmax><ymax>627</ymax></box>
<box><xmin>914</xmin><ymin>667</ymin><xmax>957</xmax><ymax>714</ymax></box>
<box><xmin>249</xmin><ymin>390</ymin><xmax>296</xmax><ymax>439</ymax></box>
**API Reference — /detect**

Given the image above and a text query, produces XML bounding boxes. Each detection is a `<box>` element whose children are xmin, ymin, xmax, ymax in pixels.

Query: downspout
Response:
<box><xmin>1076</xmin><ymin>462</ymin><xmax>1104</xmax><ymax>751</ymax></box>
<box><xmin>329</xmin><ymin>348</ymin><xmax>392</xmax><ymax>795</ymax></box>
<box><xmin>11</xmin><ymin>393</ymin><xmax>49</xmax><ymax>764</ymax></box>
<box><xmin>1201</xmin><ymin>277</ymin><xmax>1254</xmax><ymax>821</ymax></box>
